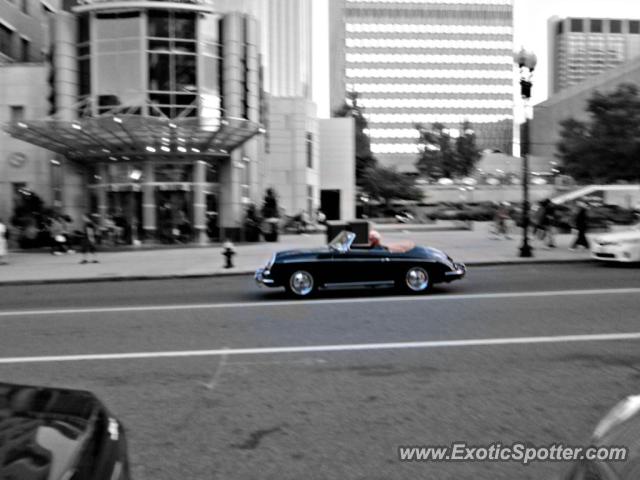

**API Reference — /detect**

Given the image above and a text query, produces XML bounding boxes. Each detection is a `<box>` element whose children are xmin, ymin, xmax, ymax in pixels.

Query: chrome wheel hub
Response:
<box><xmin>406</xmin><ymin>267</ymin><xmax>429</xmax><ymax>291</ymax></box>
<box><xmin>290</xmin><ymin>271</ymin><xmax>314</xmax><ymax>296</ymax></box>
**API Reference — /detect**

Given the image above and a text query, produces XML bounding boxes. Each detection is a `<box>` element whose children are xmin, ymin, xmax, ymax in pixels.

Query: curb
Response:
<box><xmin>0</xmin><ymin>258</ymin><xmax>595</xmax><ymax>287</ymax></box>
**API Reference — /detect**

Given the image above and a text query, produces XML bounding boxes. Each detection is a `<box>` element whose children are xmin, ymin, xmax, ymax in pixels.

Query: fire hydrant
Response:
<box><xmin>222</xmin><ymin>240</ymin><xmax>235</xmax><ymax>269</ymax></box>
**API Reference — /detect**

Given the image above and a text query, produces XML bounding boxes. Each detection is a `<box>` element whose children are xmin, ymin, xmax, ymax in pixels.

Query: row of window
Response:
<box><xmin>347</xmin><ymin>82</ymin><xmax>512</xmax><ymax>93</ymax></box>
<box><xmin>366</xmin><ymin>113</ymin><xmax>512</xmax><ymax>123</ymax></box>
<box><xmin>346</xmin><ymin>53</ymin><xmax>513</xmax><ymax>64</ymax></box>
<box><xmin>366</xmin><ymin>128</ymin><xmax>456</xmax><ymax>139</ymax></box>
<box><xmin>346</xmin><ymin>8</ymin><xmax>512</xmax><ymax>21</ymax></box>
<box><xmin>558</xmin><ymin>18</ymin><xmax>640</xmax><ymax>35</ymax></box>
<box><xmin>0</xmin><ymin>24</ymin><xmax>31</xmax><ymax>61</ymax></box>
<box><xmin>346</xmin><ymin>68</ymin><xmax>513</xmax><ymax>79</ymax></box>
<box><xmin>357</xmin><ymin>98</ymin><xmax>513</xmax><ymax>109</ymax></box>
<box><xmin>346</xmin><ymin>0</ymin><xmax>511</xmax><ymax>4</ymax></box>
<box><xmin>370</xmin><ymin>144</ymin><xmax>419</xmax><ymax>154</ymax></box>
<box><xmin>346</xmin><ymin>23</ymin><xmax>512</xmax><ymax>34</ymax></box>
<box><xmin>346</xmin><ymin>38</ymin><xmax>513</xmax><ymax>49</ymax></box>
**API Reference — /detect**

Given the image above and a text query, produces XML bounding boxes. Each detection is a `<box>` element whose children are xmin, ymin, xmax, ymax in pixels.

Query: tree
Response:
<box><xmin>557</xmin><ymin>83</ymin><xmax>640</xmax><ymax>183</ymax></box>
<box><xmin>415</xmin><ymin>122</ymin><xmax>449</xmax><ymax>179</ymax></box>
<box><xmin>360</xmin><ymin>165</ymin><xmax>423</xmax><ymax>208</ymax></box>
<box><xmin>415</xmin><ymin>121</ymin><xmax>481</xmax><ymax>179</ymax></box>
<box><xmin>454</xmin><ymin>120</ymin><xmax>482</xmax><ymax>177</ymax></box>
<box><xmin>333</xmin><ymin>91</ymin><xmax>377</xmax><ymax>184</ymax></box>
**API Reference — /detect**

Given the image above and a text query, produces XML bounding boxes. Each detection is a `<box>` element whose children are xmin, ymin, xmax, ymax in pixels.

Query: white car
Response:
<box><xmin>591</xmin><ymin>223</ymin><xmax>640</xmax><ymax>262</ymax></box>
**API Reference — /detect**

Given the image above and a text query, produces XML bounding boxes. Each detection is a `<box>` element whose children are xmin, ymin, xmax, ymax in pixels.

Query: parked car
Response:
<box><xmin>591</xmin><ymin>222</ymin><xmax>640</xmax><ymax>263</ymax></box>
<box><xmin>563</xmin><ymin>395</ymin><xmax>640</xmax><ymax>479</ymax></box>
<box><xmin>255</xmin><ymin>230</ymin><xmax>466</xmax><ymax>297</ymax></box>
<box><xmin>0</xmin><ymin>382</ymin><xmax>131</xmax><ymax>480</ymax></box>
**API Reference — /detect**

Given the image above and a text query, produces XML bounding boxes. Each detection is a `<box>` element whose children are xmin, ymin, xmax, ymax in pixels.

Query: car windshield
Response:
<box><xmin>328</xmin><ymin>230</ymin><xmax>356</xmax><ymax>253</ymax></box>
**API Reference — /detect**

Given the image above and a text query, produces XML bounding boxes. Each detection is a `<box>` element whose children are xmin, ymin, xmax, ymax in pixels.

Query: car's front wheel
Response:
<box><xmin>286</xmin><ymin>270</ymin><xmax>316</xmax><ymax>298</ymax></box>
<box><xmin>403</xmin><ymin>266</ymin><xmax>430</xmax><ymax>293</ymax></box>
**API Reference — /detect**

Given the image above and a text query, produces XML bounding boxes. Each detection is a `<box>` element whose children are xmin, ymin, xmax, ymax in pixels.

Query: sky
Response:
<box><xmin>311</xmin><ymin>0</ymin><xmax>640</xmax><ymax>118</ymax></box>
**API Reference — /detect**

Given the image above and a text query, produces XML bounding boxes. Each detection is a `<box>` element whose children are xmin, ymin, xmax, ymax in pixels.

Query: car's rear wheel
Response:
<box><xmin>403</xmin><ymin>266</ymin><xmax>430</xmax><ymax>293</ymax></box>
<box><xmin>286</xmin><ymin>270</ymin><xmax>316</xmax><ymax>298</ymax></box>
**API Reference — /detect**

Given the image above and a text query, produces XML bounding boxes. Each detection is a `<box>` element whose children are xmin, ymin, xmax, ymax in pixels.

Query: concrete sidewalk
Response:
<box><xmin>0</xmin><ymin>222</ymin><xmax>595</xmax><ymax>286</ymax></box>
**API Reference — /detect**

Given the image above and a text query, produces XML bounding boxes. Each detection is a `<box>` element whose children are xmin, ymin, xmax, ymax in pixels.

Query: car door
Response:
<box><xmin>331</xmin><ymin>248</ymin><xmax>390</xmax><ymax>284</ymax></box>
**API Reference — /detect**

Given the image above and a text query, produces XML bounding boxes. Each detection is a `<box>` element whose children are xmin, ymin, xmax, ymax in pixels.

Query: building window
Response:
<box><xmin>570</xmin><ymin>19</ymin><xmax>583</xmax><ymax>32</ymax></box>
<box><xmin>0</xmin><ymin>24</ymin><xmax>13</xmax><ymax>58</ymax></box>
<box><xmin>147</xmin><ymin>10</ymin><xmax>198</xmax><ymax>118</ymax></box>
<box><xmin>590</xmin><ymin>19</ymin><xmax>602</xmax><ymax>33</ymax></box>
<box><xmin>307</xmin><ymin>185</ymin><xmax>314</xmax><ymax>216</ymax></box>
<box><xmin>20</xmin><ymin>0</ymin><xmax>28</xmax><ymax>15</ymax></box>
<box><xmin>610</xmin><ymin>20</ymin><xmax>621</xmax><ymax>34</ymax></box>
<box><xmin>240</xmin><ymin>156</ymin><xmax>250</xmax><ymax>200</ymax></box>
<box><xmin>10</xmin><ymin>105</ymin><xmax>24</xmax><ymax>122</ymax></box>
<box><xmin>556</xmin><ymin>21</ymin><xmax>563</xmax><ymax>35</ymax></box>
<box><xmin>630</xmin><ymin>21</ymin><xmax>640</xmax><ymax>34</ymax></box>
<box><xmin>20</xmin><ymin>37</ymin><xmax>29</xmax><ymax>61</ymax></box>
<box><xmin>306</xmin><ymin>132</ymin><xmax>313</xmax><ymax>169</ymax></box>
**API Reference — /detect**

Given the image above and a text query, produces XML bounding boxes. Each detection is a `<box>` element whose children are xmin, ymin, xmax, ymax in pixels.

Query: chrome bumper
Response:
<box><xmin>254</xmin><ymin>267</ymin><xmax>275</xmax><ymax>286</ymax></box>
<box><xmin>444</xmin><ymin>262</ymin><xmax>466</xmax><ymax>281</ymax></box>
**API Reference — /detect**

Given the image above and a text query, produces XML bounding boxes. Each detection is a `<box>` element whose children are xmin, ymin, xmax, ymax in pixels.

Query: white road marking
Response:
<box><xmin>1</xmin><ymin>332</ymin><xmax>640</xmax><ymax>365</ymax></box>
<box><xmin>0</xmin><ymin>287</ymin><xmax>639</xmax><ymax>318</ymax></box>
<box><xmin>199</xmin><ymin>348</ymin><xmax>228</xmax><ymax>390</ymax></box>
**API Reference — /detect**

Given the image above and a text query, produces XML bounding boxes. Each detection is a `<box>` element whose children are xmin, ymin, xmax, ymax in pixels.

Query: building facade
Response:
<box><xmin>548</xmin><ymin>16</ymin><xmax>640</xmax><ymax>95</ymax></box>
<box><xmin>531</xmin><ymin>54</ymin><xmax>640</xmax><ymax>163</ymax></box>
<box><xmin>329</xmin><ymin>0</ymin><xmax>515</xmax><ymax>172</ymax></box>
<box><xmin>0</xmin><ymin>0</ymin><xmax>57</xmax><ymax>65</ymax></box>
<box><xmin>0</xmin><ymin>0</ymin><xmax>60</xmax><ymax>226</ymax></box>
<box><xmin>5</xmin><ymin>2</ymin><xmax>263</xmax><ymax>243</ymax></box>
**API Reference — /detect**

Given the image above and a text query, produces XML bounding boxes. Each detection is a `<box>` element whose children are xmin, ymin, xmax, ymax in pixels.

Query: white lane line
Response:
<box><xmin>1</xmin><ymin>332</ymin><xmax>640</xmax><ymax>365</ymax></box>
<box><xmin>0</xmin><ymin>287</ymin><xmax>639</xmax><ymax>318</ymax></box>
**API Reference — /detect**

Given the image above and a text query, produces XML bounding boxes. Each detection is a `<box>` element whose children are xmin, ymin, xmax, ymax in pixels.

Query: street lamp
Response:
<box><xmin>514</xmin><ymin>48</ymin><xmax>537</xmax><ymax>257</ymax></box>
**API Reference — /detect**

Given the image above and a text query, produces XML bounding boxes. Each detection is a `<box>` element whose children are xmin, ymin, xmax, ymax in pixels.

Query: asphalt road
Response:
<box><xmin>1</xmin><ymin>263</ymin><xmax>640</xmax><ymax>480</ymax></box>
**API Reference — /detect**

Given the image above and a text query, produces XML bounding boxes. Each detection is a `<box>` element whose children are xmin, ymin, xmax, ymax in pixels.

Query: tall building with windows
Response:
<box><xmin>216</xmin><ymin>0</ymin><xmax>319</xmax><ymax>217</ymax></box>
<box><xmin>1</xmin><ymin>0</ymin><xmax>60</xmax><ymax>225</ymax></box>
<box><xmin>1</xmin><ymin>0</ymin><xmax>352</xmax><ymax>244</ymax></box>
<box><xmin>329</xmin><ymin>0</ymin><xmax>515</xmax><ymax>172</ymax></box>
<box><xmin>3</xmin><ymin>0</ymin><xmax>263</xmax><ymax>242</ymax></box>
<box><xmin>0</xmin><ymin>0</ymin><xmax>57</xmax><ymax>64</ymax></box>
<box><xmin>548</xmin><ymin>17</ymin><xmax>640</xmax><ymax>95</ymax></box>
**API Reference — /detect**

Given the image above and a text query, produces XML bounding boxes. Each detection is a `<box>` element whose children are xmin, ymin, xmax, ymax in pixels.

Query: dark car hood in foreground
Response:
<box><xmin>0</xmin><ymin>383</ymin><xmax>128</xmax><ymax>480</ymax></box>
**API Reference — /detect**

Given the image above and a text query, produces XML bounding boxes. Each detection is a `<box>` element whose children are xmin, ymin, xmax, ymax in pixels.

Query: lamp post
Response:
<box><xmin>514</xmin><ymin>48</ymin><xmax>537</xmax><ymax>258</ymax></box>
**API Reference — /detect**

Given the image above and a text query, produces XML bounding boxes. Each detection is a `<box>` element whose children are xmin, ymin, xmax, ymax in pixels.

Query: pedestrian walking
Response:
<box><xmin>49</xmin><ymin>216</ymin><xmax>69</xmax><ymax>255</ymax></box>
<box><xmin>570</xmin><ymin>201</ymin><xmax>590</xmax><ymax>250</ymax></box>
<box><xmin>492</xmin><ymin>202</ymin><xmax>512</xmax><ymax>240</ymax></box>
<box><xmin>80</xmin><ymin>215</ymin><xmax>99</xmax><ymax>264</ymax></box>
<box><xmin>536</xmin><ymin>199</ymin><xmax>557</xmax><ymax>248</ymax></box>
<box><xmin>0</xmin><ymin>218</ymin><xmax>8</xmax><ymax>265</ymax></box>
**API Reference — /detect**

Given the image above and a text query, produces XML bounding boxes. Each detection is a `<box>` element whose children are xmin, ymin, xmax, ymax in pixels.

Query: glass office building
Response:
<box><xmin>549</xmin><ymin>17</ymin><xmax>640</xmax><ymax>94</ymax></box>
<box><xmin>5</xmin><ymin>0</ymin><xmax>262</xmax><ymax>242</ymax></box>
<box><xmin>329</xmin><ymin>0</ymin><xmax>515</xmax><ymax>172</ymax></box>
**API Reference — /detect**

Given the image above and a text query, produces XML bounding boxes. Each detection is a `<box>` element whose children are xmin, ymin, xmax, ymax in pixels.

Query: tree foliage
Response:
<box><xmin>360</xmin><ymin>165</ymin><xmax>423</xmax><ymax>206</ymax></box>
<box><xmin>415</xmin><ymin>121</ymin><xmax>481</xmax><ymax>179</ymax></box>
<box><xmin>557</xmin><ymin>83</ymin><xmax>640</xmax><ymax>183</ymax></box>
<box><xmin>333</xmin><ymin>91</ymin><xmax>377</xmax><ymax>184</ymax></box>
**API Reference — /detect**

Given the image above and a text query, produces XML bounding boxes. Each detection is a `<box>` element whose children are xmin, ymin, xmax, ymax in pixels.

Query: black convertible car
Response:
<box><xmin>255</xmin><ymin>230</ymin><xmax>466</xmax><ymax>297</ymax></box>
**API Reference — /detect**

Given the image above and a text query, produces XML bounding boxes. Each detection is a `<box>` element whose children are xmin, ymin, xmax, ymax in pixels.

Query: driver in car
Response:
<box><xmin>368</xmin><ymin>230</ymin><xmax>388</xmax><ymax>250</ymax></box>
